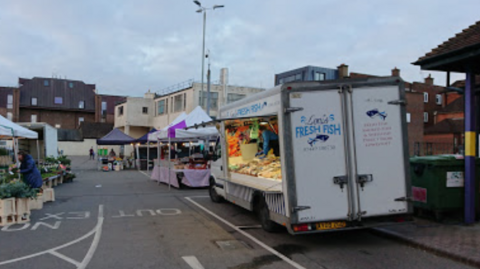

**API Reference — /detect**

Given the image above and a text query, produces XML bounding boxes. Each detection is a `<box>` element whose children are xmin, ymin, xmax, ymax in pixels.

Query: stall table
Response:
<box><xmin>151</xmin><ymin>166</ymin><xmax>210</xmax><ymax>188</ymax></box>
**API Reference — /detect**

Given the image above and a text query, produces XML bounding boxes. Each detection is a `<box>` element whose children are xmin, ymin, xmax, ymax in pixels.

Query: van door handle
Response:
<box><xmin>333</xmin><ymin>176</ymin><xmax>348</xmax><ymax>192</ymax></box>
<box><xmin>357</xmin><ymin>174</ymin><xmax>373</xmax><ymax>190</ymax></box>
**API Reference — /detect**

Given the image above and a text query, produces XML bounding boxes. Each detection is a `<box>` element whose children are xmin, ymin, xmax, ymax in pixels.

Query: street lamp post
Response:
<box><xmin>193</xmin><ymin>1</ymin><xmax>224</xmax><ymax>115</ymax></box>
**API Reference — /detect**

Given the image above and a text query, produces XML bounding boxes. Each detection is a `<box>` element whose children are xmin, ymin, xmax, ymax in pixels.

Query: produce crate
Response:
<box><xmin>15</xmin><ymin>198</ymin><xmax>30</xmax><ymax>224</ymax></box>
<box><xmin>43</xmin><ymin>188</ymin><xmax>55</xmax><ymax>203</ymax></box>
<box><xmin>0</xmin><ymin>198</ymin><xmax>16</xmax><ymax>226</ymax></box>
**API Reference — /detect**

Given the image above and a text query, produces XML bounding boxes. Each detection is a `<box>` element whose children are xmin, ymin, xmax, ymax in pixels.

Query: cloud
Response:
<box><xmin>0</xmin><ymin>0</ymin><xmax>478</xmax><ymax>95</ymax></box>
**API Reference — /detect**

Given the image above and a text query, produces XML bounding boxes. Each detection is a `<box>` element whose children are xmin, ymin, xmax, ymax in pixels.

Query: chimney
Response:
<box><xmin>144</xmin><ymin>89</ymin><xmax>155</xmax><ymax>99</ymax></box>
<box><xmin>337</xmin><ymin>64</ymin><xmax>349</xmax><ymax>79</ymax></box>
<box><xmin>219</xmin><ymin>68</ymin><xmax>229</xmax><ymax>85</ymax></box>
<box><xmin>425</xmin><ymin>74</ymin><xmax>434</xmax><ymax>85</ymax></box>
<box><xmin>220</xmin><ymin>68</ymin><xmax>229</xmax><ymax>106</ymax></box>
<box><xmin>392</xmin><ymin>67</ymin><xmax>400</xmax><ymax>77</ymax></box>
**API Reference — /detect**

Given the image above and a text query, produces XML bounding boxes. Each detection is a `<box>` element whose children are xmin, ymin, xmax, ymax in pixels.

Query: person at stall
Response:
<box><xmin>259</xmin><ymin>125</ymin><xmax>279</xmax><ymax>157</ymax></box>
<box><xmin>170</xmin><ymin>145</ymin><xmax>177</xmax><ymax>160</ymax></box>
<box><xmin>16</xmin><ymin>151</ymin><xmax>43</xmax><ymax>189</ymax></box>
<box><xmin>109</xmin><ymin>149</ymin><xmax>116</xmax><ymax>158</ymax></box>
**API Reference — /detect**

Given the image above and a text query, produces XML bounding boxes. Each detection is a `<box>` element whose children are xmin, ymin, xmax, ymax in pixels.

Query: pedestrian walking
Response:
<box><xmin>89</xmin><ymin>147</ymin><xmax>94</xmax><ymax>160</ymax></box>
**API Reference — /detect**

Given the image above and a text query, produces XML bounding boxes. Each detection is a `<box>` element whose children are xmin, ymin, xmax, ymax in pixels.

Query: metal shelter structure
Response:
<box><xmin>413</xmin><ymin>20</ymin><xmax>480</xmax><ymax>224</ymax></box>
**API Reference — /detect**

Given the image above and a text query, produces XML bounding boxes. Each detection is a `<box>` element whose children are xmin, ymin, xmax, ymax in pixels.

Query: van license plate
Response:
<box><xmin>316</xmin><ymin>221</ymin><xmax>346</xmax><ymax>230</ymax></box>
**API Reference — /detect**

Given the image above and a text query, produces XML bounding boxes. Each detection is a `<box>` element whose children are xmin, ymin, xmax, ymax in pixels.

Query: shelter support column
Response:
<box><xmin>465</xmin><ymin>68</ymin><xmax>476</xmax><ymax>224</ymax></box>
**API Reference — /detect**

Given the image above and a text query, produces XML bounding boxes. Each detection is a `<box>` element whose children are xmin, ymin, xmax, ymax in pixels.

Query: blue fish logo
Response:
<box><xmin>301</xmin><ymin>116</ymin><xmax>306</xmax><ymax>123</ymax></box>
<box><xmin>366</xmin><ymin>109</ymin><xmax>387</xmax><ymax>120</ymax></box>
<box><xmin>308</xmin><ymin>134</ymin><xmax>329</xmax><ymax>147</ymax></box>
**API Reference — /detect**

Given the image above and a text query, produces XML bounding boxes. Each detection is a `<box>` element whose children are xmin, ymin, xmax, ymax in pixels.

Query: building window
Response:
<box><xmin>31</xmin><ymin>115</ymin><xmax>37</xmax><ymax>123</ymax></box>
<box><xmin>118</xmin><ymin>106</ymin><xmax>124</xmax><ymax>116</ymax></box>
<box><xmin>79</xmin><ymin>101</ymin><xmax>85</xmax><ymax>109</ymax></box>
<box><xmin>314</xmin><ymin>72</ymin><xmax>325</xmax><ymax>81</ymax></box>
<box><xmin>174</xmin><ymin>95</ymin><xmax>183</xmax><ymax>112</ymax></box>
<box><xmin>7</xmin><ymin>94</ymin><xmax>13</xmax><ymax>109</ymax></box>
<box><xmin>227</xmin><ymin>93</ymin><xmax>246</xmax><ymax>104</ymax></box>
<box><xmin>7</xmin><ymin>112</ymin><xmax>12</xmax><ymax>121</ymax></box>
<box><xmin>142</xmin><ymin>107</ymin><xmax>148</xmax><ymax>114</ymax></box>
<box><xmin>55</xmin><ymin>124</ymin><xmax>61</xmax><ymax>128</ymax></box>
<box><xmin>31</xmin><ymin>97</ymin><xmax>37</xmax><ymax>106</ymax></box>
<box><xmin>295</xmin><ymin>73</ymin><xmax>302</xmax><ymax>80</ymax></box>
<box><xmin>436</xmin><ymin>94</ymin><xmax>442</xmax><ymax>105</ymax></box>
<box><xmin>79</xmin><ymin>117</ymin><xmax>84</xmax><ymax>126</ymax></box>
<box><xmin>279</xmin><ymin>78</ymin><xmax>284</xmax><ymax>84</ymax></box>
<box><xmin>68</xmin><ymin>82</ymin><xmax>74</xmax><ymax>89</ymax></box>
<box><xmin>424</xmin><ymin>112</ymin><xmax>428</xmax><ymax>123</ymax></box>
<box><xmin>171</xmin><ymin>97</ymin><xmax>174</xmax><ymax>113</ymax></box>
<box><xmin>200</xmin><ymin>92</ymin><xmax>219</xmax><ymax>110</ymax></box>
<box><xmin>406</xmin><ymin>113</ymin><xmax>411</xmax><ymax>123</ymax></box>
<box><xmin>44</xmin><ymin>80</ymin><xmax>49</xmax><ymax>86</ymax></box>
<box><xmin>423</xmin><ymin>92</ymin><xmax>428</xmax><ymax>103</ymax></box>
<box><xmin>101</xmin><ymin>101</ymin><xmax>107</xmax><ymax>117</ymax></box>
<box><xmin>54</xmin><ymin>97</ymin><xmax>63</xmax><ymax>104</ymax></box>
<box><xmin>157</xmin><ymin>100</ymin><xmax>165</xmax><ymax>115</ymax></box>
<box><xmin>184</xmin><ymin>93</ymin><xmax>187</xmax><ymax>110</ymax></box>
<box><xmin>166</xmin><ymin>99</ymin><xmax>168</xmax><ymax>114</ymax></box>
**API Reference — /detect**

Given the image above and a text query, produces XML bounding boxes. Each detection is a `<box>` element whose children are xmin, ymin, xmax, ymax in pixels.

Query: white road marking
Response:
<box><xmin>112</xmin><ymin>210</ymin><xmax>135</xmax><ymax>218</ymax></box>
<box><xmin>0</xmin><ymin>204</ymin><xmax>104</xmax><ymax>269</ymax></box>
<box><xmin>50</xmin><ymin>250</ymin><xmax>81</xmax><ymax>267</ymax></box>
<box><xmin>182</xmin><ymin>256</ymin><xmax>205</xmax><ymax>269</ymax></box>
<box><xmin>31</xmin><ymin>221</ymin><xmax>61</xmax><ymax>230</ymax></box>
<box><xmin>78</xmin><ymin>204</ymin><xmax>104</xmax><ymax>269</ymax></box>
<box><xmin>40</xmin><ymin>212</ymin><xmax>64</xmax><ymax>220</ymax></box>
<box><xmin>185</xmin><ymin>197</ymin><xmax>306</xmax><ymax>269</ymax></box>
<box><xmin>156</xmin><ymin>208</ymin><xmax>182</xmax><ymax>215</ymax></box>
<box><xmin>139</xmin><ymin>171</ymin><xmax>151</xmax><ymax>179</ymax></box>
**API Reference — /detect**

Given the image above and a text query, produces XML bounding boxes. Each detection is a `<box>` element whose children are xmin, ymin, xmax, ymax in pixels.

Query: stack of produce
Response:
<box><xmin>229</xmin><ymin>156</ymin><xmax>282</xmax><ymax>180</ymax></box>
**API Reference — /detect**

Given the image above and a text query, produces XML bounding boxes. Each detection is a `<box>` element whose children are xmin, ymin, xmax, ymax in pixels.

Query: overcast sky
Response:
<box><xmin>0</xmin><ymin>1</ymin><xmax>478</xmax><ymax>96</ymax></box>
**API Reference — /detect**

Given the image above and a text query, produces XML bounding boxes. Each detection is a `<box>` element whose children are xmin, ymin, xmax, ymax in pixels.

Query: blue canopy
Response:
<box><xmin>96</xmin><ymin>128</ymin><xmax>135</xmax><ymax>145</ymax></box>
<box><xmin>136</xmin><ymin>128</ymin><xmax>157</xmax><ymax>144</ymax></box>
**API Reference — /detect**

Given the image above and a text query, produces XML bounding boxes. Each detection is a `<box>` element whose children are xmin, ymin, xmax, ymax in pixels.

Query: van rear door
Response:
<box><xmin>348</xmin><ymin>85</ymin><xmax>409</xmax><ymax>218</ymax></box>
<box><xmin>288</xmin><ymin>89</ymin><xmax>352</xmax><ymax>223</ymax></box>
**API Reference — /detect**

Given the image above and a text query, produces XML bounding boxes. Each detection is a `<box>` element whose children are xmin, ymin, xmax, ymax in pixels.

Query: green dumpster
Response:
<box><xmin>410</xmin><ymin>155</ymin><xmax>480</xmax><ymax>220</ymax></box>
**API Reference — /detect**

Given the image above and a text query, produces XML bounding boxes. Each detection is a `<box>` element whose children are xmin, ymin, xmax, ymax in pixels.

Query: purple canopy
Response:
<box><xmin>168</xmin><ymin>121</ymin><xmax>187</xmax><ymax>138</ymax></box>
<box><xmin>96</xmin><ymin>128</ymin><xmax>135</xmax><ymax>145</ymax></box>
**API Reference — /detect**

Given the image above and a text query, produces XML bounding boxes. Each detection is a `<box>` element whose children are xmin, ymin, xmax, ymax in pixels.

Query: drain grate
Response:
<box><xmin>215</xmin><ymin>240</ymin><xmax>250</xmax><ymax>250</ymax></box>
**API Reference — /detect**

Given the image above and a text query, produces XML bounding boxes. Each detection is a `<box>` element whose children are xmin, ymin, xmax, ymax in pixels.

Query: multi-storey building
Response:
<box><xmin>0</xmin><ymin>77</ymin><xmax>125</xmax><ymax>129</ymax></box>
<box><xmin>114</xmin><ymin>72</ymin><xmax>265</xmax><ymax>138</ymax></box>
<box><xmin>274</xmin><ymin>65</ymin><xmax>339</xmax><ymax>86</ymax></box>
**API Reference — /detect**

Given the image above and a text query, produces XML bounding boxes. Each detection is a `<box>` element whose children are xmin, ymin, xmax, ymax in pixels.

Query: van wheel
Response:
<box><xmin>209</xmin><ymin>178</ymin><xmax>223</xmax><ymax>203</ymax></box>
<box><xmin>258</xmin><ymin>197</ymin><xmax>280</xmax><ymax>233</ymax></box>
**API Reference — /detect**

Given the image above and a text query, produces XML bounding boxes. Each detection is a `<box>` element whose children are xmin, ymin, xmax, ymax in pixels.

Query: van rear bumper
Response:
<box><xmin>289</xmin><ymin>214</ymin><xmax>412</xmax><ymax>235</ymax></box>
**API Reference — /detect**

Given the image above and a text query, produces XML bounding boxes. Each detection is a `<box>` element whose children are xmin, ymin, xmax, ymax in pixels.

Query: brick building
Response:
<box><xmin>0</xmin><ymin>77</ymin><xmax>125</xmax><ymax>130</ymax></box>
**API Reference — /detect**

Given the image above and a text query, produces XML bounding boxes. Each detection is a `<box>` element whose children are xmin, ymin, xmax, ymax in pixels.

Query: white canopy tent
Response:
<box><xmin>174</xmin><ymin>126</ymin><xmax>218</xmax><ymax>139</ymax></box>
<box><xmin>0</xmin><ymin>115</ymin><xmax>39</xmax><ymax>166</ymax></box>
<box><xmin>150</xmin><ymin>107</ymin><xmax>218</xmax><ymax>189</ymax></box>
<box><xmin>147</xmin><ymin>112</ymin><xmax>187</xmax><ymax>142</ymax></box>
<box><xmin>0</xmin><ymin>115</ymin><xmax>38</xmax><ymax>139</ymax></box>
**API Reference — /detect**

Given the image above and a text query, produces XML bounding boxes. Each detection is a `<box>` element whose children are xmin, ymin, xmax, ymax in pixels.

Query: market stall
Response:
<box><xmin>149</xmin><ymin>107</ymin><xmax>217</xmax><ymax>188</ymax></box>
<box><xmin>0</xmin><ymin>115</ymin><xmax>39</xmax><ymax>170</ymax></box>
<box><xmin>223</xmin><ymin>115</ymin><xmax>282</xmax><ymax>187</ymax></box>
<box><xmin>96</xmin><ymin>128</ymin><xmax>135</xmax><ymax>171</ymax></box>
<box><xmin>136</xmin><ymin>128</ymin><xmax>157</xmax><ymax>171</ymax></box>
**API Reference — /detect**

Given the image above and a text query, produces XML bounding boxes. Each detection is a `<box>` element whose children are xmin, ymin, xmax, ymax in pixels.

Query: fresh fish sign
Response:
<box><xmin>295</xmin><ymin>113</ymin><xmax>341</xmax><ymax>150</ymax></box>
<box><xmin>366</xmin><ymin>109</ymin><xmax>387</xmax><ymax>121</ymax></box>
